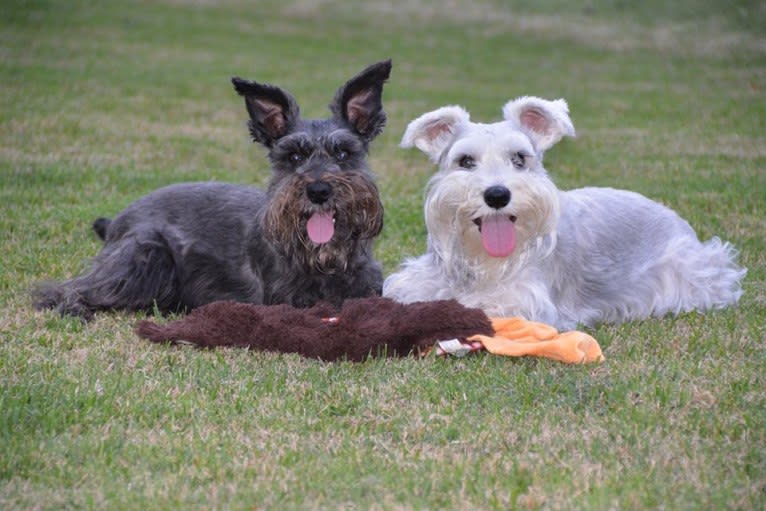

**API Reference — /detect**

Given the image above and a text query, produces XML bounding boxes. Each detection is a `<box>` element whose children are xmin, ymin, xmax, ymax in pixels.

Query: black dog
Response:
<box><xmin>34</xmin><ymin>60</ymin><xmax>392</xmax><ymax>319</ymax></box>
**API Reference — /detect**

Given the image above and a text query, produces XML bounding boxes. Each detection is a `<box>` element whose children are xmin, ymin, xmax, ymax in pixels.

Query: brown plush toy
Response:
<box><xmin>136</xmin><ymin>297</ymin><xmax>604</xmax><ymax>364</ymax></box>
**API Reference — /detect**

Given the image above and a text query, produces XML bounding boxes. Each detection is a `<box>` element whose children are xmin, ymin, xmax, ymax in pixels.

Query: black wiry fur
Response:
<box><xmin>33</xmin><ymin>60</ymin><xmax>392</xmax><ymax>320</ymax></box>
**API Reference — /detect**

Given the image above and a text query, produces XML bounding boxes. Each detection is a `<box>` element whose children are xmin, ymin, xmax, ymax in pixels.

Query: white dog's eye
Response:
<box><xmin>511</xmin><ymin>151</ymin><xmax>528</xmax><ymax>169</ymax></box>
<box><xmin>457</xmin><ymin>155</ymin><xmax>476</xmax><ymax>169</ymax></box>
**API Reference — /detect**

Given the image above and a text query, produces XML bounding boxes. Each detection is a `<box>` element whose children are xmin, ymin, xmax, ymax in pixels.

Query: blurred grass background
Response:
<box><xmin>1</xmin><ymin>1</ymin><xmax>765</xmax><ymax>509</ymax></box>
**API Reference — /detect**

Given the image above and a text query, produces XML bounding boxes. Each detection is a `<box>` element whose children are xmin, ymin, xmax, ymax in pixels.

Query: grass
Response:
<box><xmin>1</xmin><ymin>0</ymin><xmax>765</xmax><ymax>509</ymax></box>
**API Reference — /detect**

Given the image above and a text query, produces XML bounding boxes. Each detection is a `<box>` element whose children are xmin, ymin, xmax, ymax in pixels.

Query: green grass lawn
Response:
<box><xmin>2</xmin><ymin>0</ymin><xmax>765</xmax><ymax>509</ymax></box>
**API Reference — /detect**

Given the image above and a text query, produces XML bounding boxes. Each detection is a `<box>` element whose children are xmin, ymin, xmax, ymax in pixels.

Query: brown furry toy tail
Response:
<box><xmin>135</xmin><ymin>297</ymin><xmax>494</xmax><ymax>362</ymax></box>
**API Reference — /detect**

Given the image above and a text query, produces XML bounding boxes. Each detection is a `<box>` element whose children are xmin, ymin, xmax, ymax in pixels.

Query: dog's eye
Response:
<box><xmin>458</xmin><ymin>155</ymin><xmax>476</xmax><ymax>169</ymax></box>
<box><xmin>289</xmin><ymin>153</ymin><xmax>304</xmax><ymax>164</ymax></box>
<box><xmin>511</xmin><ymin>151</ymin><xmax>527</xmax><ymax>169</ymax></box>
<box><xmin>335</xmin><ymin>150</ymin><xmax>348</xmax><ymax>161</ymax></box>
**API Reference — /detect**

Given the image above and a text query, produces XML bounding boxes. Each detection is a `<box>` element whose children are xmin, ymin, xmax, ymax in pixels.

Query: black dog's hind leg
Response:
<box><xmin>33</xmin><ymin>230</ymin><xmax>183</xmax><ymax>320</ymax></box>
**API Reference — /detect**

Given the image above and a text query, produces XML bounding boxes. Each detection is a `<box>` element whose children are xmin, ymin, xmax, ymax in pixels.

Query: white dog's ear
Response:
<box><xmin>400</xmin><ymin>106</ymin><xmax>471</xmax><ymax>162</ymax></box>
<box><xmin>502</xmin><ymin>96</ymin><xmax>575</xmax><ymax>152</ymax></box>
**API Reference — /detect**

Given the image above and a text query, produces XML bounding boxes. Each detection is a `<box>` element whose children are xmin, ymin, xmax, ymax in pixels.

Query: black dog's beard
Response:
<box><xmin>263</xmin><ymin>171</ymin><xmax>384</xmax><ymax>274</ymax></box>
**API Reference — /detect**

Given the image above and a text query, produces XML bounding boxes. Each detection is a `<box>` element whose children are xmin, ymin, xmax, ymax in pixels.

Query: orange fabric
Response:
<box><xmin>488</xmin><ymin>317</ymin><xmax>559</xmax><ymax>343</ymax></box>
<box><xmin>468</xmin><ymin>317</ymin><xmax>604</xmax><ymax>364</ymax></box>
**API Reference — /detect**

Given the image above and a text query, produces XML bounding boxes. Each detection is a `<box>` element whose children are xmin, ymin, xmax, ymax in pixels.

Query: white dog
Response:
<box><xmin>383</xmin><ymin>97</ymin><xmax>746</xmax><ymax>329</ymax></box>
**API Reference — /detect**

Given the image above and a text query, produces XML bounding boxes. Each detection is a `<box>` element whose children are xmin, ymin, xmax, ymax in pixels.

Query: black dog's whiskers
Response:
<box><xmin>263</xmin><ymin>170</ymin><xmax>383</xmax><ymax>272</ymax></box>
<box><xmin>33</xmin><ymin>60</ymin><xmax>392</xmax><ymax>319</ymax></box>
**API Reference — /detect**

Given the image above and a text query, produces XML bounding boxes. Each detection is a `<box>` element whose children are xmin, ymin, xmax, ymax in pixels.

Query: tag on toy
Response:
<box><xmin>435</xmin><ymin>338</ymin><xmax>483</xmax><ymax>357</ymax></box>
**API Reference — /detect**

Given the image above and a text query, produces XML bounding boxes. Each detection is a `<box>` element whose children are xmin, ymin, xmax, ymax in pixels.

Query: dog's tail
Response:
<box><xmin>655</xmin><ymin>236</ymin><xmax>747</xmax><ymax>316</ymax></box>
<box><xmin>92</xmin><ymin>217</ymin><xmax>111</xmax><ymax>241</ymax></box>
<box><xmin>32</xmin><ymin>231</ymin><xmax>182</xmax><ymax>320</ymax></box>
<box><xmin>691</xmin><ymin>237</ymin><xmax>747</xmax><ymax>309</ymax></box>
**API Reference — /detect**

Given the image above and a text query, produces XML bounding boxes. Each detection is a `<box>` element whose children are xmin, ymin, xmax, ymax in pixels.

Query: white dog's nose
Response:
<box><xmin>484</xmin><ymin>186</ymin><xmax>511</xmax><ymax>209</ymax></box>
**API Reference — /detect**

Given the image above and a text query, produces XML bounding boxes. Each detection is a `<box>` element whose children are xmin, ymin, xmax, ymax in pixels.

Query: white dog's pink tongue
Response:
<box><xmin>307</xmin><ymin>211</ymin><xmax>335</xmax><ymax>244</ymax></box>
<box><xmin>481</xmin><ymin>215</ymin><xmax>516</xmax><ymax>257</ymax></box>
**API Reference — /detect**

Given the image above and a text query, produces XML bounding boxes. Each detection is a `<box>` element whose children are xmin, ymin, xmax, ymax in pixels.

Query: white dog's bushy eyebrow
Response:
<box><xmin>447</xmin><ymin>138</ymin><xmax>483</xmax><ymax>159</ymax></box>
<box><xmin>446</xmin><ymin>129</ymin><xmax>537</xmax><ymax>169</ymax></box>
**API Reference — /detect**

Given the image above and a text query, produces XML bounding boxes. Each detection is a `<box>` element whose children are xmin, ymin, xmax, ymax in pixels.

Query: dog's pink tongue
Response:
<box><xmin>307</xmin><ymin>211</ymin><xmax>335</xmax><ymax>244</ymax></box>
<box><xmin>481</xmin><ymin>215</ymin><xmax>516</xmax><ymax>258</ymax></box>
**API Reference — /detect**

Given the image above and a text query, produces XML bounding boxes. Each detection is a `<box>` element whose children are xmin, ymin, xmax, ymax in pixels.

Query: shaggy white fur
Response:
<box><xmin>383</xmin><ymin>97</ymin><xmax>746</xmax><ymax>329</ymax></box>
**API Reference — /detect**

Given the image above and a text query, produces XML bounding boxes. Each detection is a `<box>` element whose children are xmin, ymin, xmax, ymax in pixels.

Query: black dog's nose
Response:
<box><xmin>483</xmin><ymin>186</ymin><xmax>511</xmax><ymax>209</ymax></box>
<box><xmin>306</xmin><ymin>181</ymin><xmax>333</xmax><ymax>204</ymax></box>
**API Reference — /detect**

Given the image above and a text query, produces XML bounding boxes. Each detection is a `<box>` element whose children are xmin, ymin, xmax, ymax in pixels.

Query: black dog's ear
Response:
<box><xmin>231</xmin><ymin>77</ymin><xmax>300</xmax><ymax>147</ymax></box>
<box><xmin>329</xmin><ymin>59</ymin><xmax>392</xmax><ymax>143</ymax></box>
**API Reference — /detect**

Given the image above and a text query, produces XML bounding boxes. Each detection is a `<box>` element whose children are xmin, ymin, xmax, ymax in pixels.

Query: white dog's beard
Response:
<box><xmin>425</xmin><ymin>171</ymin><xmax>559</xmax><ymax>269</ymax></box>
